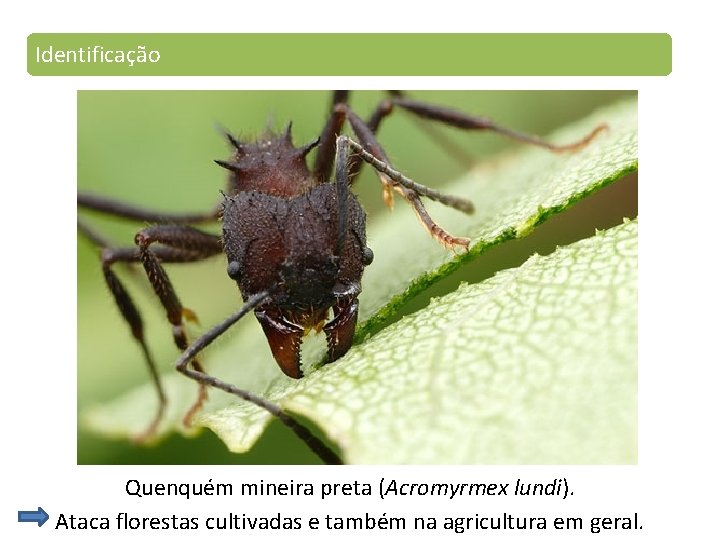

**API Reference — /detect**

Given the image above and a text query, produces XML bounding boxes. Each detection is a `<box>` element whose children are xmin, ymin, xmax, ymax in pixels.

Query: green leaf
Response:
<box><xmin>358</xmin><ymin>97</ymin><xmax>637</xmax><ymax>336</ymax></box>
<box><xmin>288</xmin><ymin>220</ymin><xmax>638</xmax><ymax>463</ymax></box>
<box><xmin>85</xmin><ymin>97</ymin><xmax>637</xmax><ymax>463</ymax></box>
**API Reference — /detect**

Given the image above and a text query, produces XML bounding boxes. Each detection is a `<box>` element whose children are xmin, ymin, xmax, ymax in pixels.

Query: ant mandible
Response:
<box><xmin>77</xmin><ymin>91</ymin><xmax>606</xmax><ymax>464</ymax></box>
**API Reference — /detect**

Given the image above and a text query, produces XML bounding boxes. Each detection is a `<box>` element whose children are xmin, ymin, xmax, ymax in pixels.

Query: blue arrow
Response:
<box><xmin>18</xmin><ymin>507</ymin><xmax>49</xmax><ymax>527</ymax></box>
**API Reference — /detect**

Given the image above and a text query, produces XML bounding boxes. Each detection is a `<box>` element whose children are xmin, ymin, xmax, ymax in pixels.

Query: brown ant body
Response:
<box><xmin>78</xmin><ymin>91</ymin><xmax>605</xmax><ymax>464</ymax></box>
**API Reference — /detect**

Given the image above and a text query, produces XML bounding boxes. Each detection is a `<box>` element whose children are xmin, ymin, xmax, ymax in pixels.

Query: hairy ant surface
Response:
<box><xmin>78</xmin><ymin>91</ymin><xmax>605</xmax><ymax>464</ymax></box>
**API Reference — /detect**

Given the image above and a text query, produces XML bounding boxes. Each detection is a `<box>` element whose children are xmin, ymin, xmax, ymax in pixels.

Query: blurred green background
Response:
<box><xmin>77</xmin><ymin>90</ymin><xmax>637</xmax><ymax>464</ymax></box>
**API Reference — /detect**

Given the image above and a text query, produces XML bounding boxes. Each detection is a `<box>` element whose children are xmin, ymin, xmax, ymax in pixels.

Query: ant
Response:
<box><xmin>78</xmin><ymin>91</ymin><xmax>606</xmax><ymax>464</ymax></box>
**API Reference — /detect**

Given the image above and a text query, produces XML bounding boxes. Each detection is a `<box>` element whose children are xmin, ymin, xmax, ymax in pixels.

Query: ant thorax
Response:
<box><xmin>216</xmin><ymin>127</ymin><xmax>320</xmax><ymax>198</ymax></box>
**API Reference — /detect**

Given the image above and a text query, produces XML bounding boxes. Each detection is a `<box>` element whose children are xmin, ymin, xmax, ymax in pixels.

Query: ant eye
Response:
<box><xmin>227</xmin><ymin>260</ymin><xmax>242</xmax><ymax>279</ymax></box>
<box><xmin>362</xmin><ymin>247</ymin><xmax>374</xmax><ymax>266</ymax></box>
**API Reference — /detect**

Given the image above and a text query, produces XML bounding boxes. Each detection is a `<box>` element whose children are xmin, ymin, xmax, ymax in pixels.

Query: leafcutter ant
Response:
<box><xmin>78</xmin><ymin>91</ymin><xmax>606</xmax><ymax>464</ymax></box>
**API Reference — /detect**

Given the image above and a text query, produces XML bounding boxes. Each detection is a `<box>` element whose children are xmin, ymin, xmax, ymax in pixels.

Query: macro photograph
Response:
<box><xmin>77</xmin><ymin>90</ymin><xmax>638</xmax><ymax>465</ymax></box>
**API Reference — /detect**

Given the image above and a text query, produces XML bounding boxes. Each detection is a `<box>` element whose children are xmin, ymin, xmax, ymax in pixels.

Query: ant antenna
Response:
<box><xmin>333</xmin><ymin>136</ymin><xmax>350</xmax><ymax>260</ymax></box>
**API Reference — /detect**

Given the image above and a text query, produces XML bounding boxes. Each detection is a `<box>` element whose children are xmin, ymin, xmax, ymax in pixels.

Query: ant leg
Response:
<box><xmin>345</xmin><ymin>92</ymin><xmax>474</xmax><ymax>181</ymax></box>
<box><xmin>87</xmin><ymin>227</ymin><xmax>219</xmax><ymax>442</ymax></box>
<box><xmin>176</xmin><ymin>292</ymin><xmax>342</xmax><ymax>465</ymax></box>
<box><xmin>324</xmin><ymin>103</ymin><xmax>474</xmax><ymax>250</ymax></box>
<box><xmin>314</xmin><ymin>92</ymin><xmax>423</xmax><ymax>184</ymax></box>
<box><xmin>79</xmin><ymin>218</ymin><xmax>170</xmax><ymax>440</ymax></box>
<box><xmin>314</xmin><ymin>93</ymin><xmax>389</xmax><ymax>185</ymax></box>
<box><xmin>78</xmin><ymin>192</ymin><xmax>220</xmax><ymax>224</ymax></box>
<box><xmin>343</xmin><ymin>107</ymin><xmax>474</xmax><ymax>249</ymax></box>
<box><xmin>336</xmin><ymin>134</ymin><xmax>472</xmax><ymax>251</ymax></box>
<box><xmin>133</xmin><ymin>224</ymin><xmax>223</xmax><ymax>348</ymax></box>
<box><xmin>315</xmin><ymin>101</ymin><xmax>401</xmax><ymax>208</ymax></box>
<box><xmin>132</xmin><ymin>225</ymin><xmax>224</xmax><ymax>424</ymax></box>
<box><xmin>96</xmin><ymin>243</ymin><xmax>220</xmax><ymax>441</ymax></box>
<box><xmin>99</xmin><ymin>248</ymin><xmax>165</xmax><ymax>442</ymax></box>
<box><xmin>339</xmin><ymin>103</ymin><xmax>469</xmax><ymax>216</ymax></box>
<box><xmin>388</xmin><ymin>97</ymin><xmax>607</xmax><ymax>153</ymax></box>
<box><xmin>331</xmin><ymin>90</ymin><xmax>350</xmax><ymax>106</ymax></box>
<box><xmin>375</xmin><ymin>92</ymin><xmax>477</xmax><ymax>167</ymax></box>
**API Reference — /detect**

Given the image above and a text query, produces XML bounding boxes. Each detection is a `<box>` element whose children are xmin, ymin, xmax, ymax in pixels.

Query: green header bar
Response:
<box><xmin>28</xmin><ymin>34</ymin><xmax>671</xmax><ymax>76</ymax></box>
